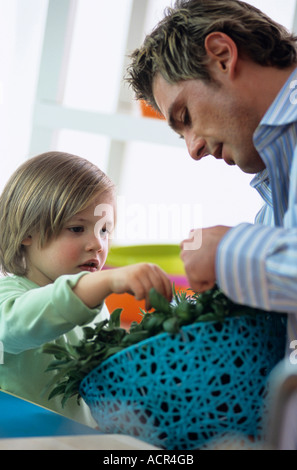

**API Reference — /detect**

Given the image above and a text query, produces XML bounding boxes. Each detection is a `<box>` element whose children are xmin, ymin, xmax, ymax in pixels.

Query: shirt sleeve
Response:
<box><xmin>216</xmin><ymin>222</ymin><xmax>297</xmax><ymax>313</ymax></box>
<box><xmin>0</xmin><ymin>273</ymin><xmax>105</xmax><ymax>354</ymax></box>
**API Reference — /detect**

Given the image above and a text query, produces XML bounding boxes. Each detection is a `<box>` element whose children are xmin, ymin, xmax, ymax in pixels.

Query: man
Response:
<box><xmin>126</xmin><ymin>0</ymin><xmax>297</xmax><ymax>351</ymax></box>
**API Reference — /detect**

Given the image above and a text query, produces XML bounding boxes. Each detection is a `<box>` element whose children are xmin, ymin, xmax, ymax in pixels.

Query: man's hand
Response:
<box><xmin>180</xmin><ymin>226</ymin><xmax>231</xmax><ymax>292</ymax></box>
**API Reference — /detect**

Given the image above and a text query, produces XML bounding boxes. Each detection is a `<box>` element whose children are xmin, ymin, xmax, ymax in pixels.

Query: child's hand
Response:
<box><xmin>108</xmin><ymin>263</ymin><xmax>172</xmax><ymax>310</ymax></box>
<box><xmin>73</xmin><ymin>263</ymin><xmax>172</xmax><ymax>310</ymax></box>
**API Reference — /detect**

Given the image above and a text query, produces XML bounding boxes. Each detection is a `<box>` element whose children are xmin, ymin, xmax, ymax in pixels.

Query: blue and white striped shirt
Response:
<box><xmin>216</xmin><ymin>67</ymin><xmax>297</xmax><ymax>351</ymax></box>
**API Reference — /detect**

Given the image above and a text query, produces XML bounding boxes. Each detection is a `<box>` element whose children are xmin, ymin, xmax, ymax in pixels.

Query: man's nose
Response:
<box><xmin>186</xmin><ymin>135</ymin><xmax>208</xmax><ymax>161</ymax></box>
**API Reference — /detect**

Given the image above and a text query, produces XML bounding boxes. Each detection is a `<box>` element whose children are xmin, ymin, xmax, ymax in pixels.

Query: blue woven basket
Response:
<box><xmin>79</xmin><ymin>313</ymin><xmax>286</xmax><ymax>450</ymax></box>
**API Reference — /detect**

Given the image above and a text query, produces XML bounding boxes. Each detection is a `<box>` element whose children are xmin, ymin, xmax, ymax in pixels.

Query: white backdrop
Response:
<box><xmin>0</xmin><ymin>0</ymin><xmax>296</xmax><ymax>244</ymax></box>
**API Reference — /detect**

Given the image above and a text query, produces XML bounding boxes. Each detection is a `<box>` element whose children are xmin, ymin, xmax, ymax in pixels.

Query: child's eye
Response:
<box><xmin>100</xmin><ymin>222</ymin><xmax>114</xmax><ymax>238</ymax></box>
<box><xmin>100</xmin><ymin>226</ymin><xmax>109</xmax><ymax>237</ymax></box>
<box><xmin>69</xmin><ymin>226</ymin><xmax>84</xmax><ymax>233</ymax></box>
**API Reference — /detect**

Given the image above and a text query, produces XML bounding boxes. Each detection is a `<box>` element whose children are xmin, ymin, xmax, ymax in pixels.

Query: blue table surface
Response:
<box><xmin>0</xmin><ymin>390</ymin><xmax>100</xmax><ymax>439</ymax></box>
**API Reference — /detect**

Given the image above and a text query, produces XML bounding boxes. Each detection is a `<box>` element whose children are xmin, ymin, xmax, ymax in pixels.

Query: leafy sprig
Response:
<box><xmin>41</xmin><ymin>285</ymin><xmax>260</xmax><ymax>407</ymax></box>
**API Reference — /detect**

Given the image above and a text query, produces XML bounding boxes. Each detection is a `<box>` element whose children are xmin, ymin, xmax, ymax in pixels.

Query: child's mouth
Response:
<box><xmin>79</xmin><ymin>262</ymin><xmax>99</xmax><ymax>273</ymax></box>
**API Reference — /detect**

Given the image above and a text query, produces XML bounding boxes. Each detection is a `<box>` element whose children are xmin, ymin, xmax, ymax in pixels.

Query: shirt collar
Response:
<box><xmin>252</xmin><ymin>67</ymin><xmax>297</xmax><ymax>225</ymax></box>
<box><xmin>260</xmin><ymin>67</ymin><xmax>297</xmax><ymax>127</ymax></box>
<box><xmin>250</xmin><ymin>169</ymin><xmax>273</xmax><ymax>207</ymax></box>
<box><xmin>253</xmin><ymin>67</ymin><xmax>297</xmax><ymax>153</ymax></box>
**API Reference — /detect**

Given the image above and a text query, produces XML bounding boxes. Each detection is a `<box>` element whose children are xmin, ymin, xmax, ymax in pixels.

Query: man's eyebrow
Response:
<box><xmin>168</xmin><ymin>101</ymin><xmax>185</xmax><ymax>139</ymax></box>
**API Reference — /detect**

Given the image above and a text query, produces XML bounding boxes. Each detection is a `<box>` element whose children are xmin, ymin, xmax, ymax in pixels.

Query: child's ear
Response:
<box><xmin>21</xmin><ymin>236</ymin><xmax>32</xmax><ymax>246</ymax></box>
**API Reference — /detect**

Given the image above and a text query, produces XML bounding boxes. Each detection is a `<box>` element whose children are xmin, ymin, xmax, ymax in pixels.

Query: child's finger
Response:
<box><xmin>142</xmin><ymin>264</ymin><xmax>172</xmax><ymax>308</ymax></box>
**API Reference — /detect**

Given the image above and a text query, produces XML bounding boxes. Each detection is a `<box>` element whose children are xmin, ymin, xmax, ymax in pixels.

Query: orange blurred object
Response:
<box><xmin>140</xmin><ymin>100</ymin><xmax>165</xmax><ymax>120</ymax></box>
<box><xmin>105</xmin><ymin>292</ymin><xmax>145</xmax><ymax>327</ymax></box>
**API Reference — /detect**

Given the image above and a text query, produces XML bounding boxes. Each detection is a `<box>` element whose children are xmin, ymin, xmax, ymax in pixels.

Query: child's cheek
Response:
<box><xmin>61</xmin><ymin>242</ymin><xmax>81</xmax><ymax>263</ymax></box>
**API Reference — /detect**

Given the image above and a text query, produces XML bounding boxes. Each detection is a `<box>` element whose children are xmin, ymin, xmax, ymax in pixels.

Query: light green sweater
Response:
<box><xmin>0</xmin><ymin>273</ymin><xmax>109</xmax><ymax>428</ymax></box>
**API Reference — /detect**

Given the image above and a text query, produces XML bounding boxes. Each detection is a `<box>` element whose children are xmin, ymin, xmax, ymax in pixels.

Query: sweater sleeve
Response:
<box><xmin>0</xmin><ymin>273</ymin><xmax>104</xmax><ymax>354</ymax></box>
<box><xmin>216</xmin><ymin>222</ymin><xmax>297</xmax><ymax>313</ymax></box>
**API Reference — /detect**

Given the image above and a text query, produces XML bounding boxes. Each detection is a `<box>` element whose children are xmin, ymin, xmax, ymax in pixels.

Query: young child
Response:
<box><xmin>0</xmin><ymin>151</ymin><xmax>172</xmax><ymax>428</ymax></box>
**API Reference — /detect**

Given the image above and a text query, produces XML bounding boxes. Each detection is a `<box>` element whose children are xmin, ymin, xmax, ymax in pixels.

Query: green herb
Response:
<box><xmin>41</xmin><ymin>285</ymin><xmax>262</xmax><ymax>407</ymax></box>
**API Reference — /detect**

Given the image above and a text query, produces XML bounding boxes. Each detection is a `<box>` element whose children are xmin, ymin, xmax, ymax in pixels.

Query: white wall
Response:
<box><xmin>0</xmin><ymin>0</ymin><xmax>48</xmax><ymax>190</ymax></box>
<box><xmin>0</xmin><ymin>0</ymin><xmax>296</xmax><ymax>245</ymax></box>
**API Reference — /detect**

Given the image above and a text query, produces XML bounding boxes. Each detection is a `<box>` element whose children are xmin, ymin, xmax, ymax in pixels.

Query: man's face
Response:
<box><xmin>153</xmin><ymin>73</ymin><xmax>265</xmax><ymax>174</ymax></box>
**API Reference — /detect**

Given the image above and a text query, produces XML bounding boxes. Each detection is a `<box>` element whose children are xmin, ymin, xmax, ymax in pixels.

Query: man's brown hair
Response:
<box><xmin>127</xmin><ymin>0</ymin><xmax>297</xmax><ymax>112</ymax></box>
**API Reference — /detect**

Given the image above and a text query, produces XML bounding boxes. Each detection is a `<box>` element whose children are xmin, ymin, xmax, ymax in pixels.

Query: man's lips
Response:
<box><xmin>212</xmin><ymin>144</ymin><xmax>223</xmax><ymax>160</ymax></box>
<box><xmin>212</xmin><ymin>144</ymin><xmax>235</xmax><ymax>166</ymax></box>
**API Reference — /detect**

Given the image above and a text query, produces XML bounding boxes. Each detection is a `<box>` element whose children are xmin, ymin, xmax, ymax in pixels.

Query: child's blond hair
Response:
<box><xmin>0</xmin><ymin>151</ymin><xmax>115</xmax><ymax>276</ymax></box>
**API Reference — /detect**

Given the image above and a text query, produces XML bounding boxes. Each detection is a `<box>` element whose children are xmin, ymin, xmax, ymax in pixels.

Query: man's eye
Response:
<box><xmin>182</xmin><ymin>108</ymin><xmax>191</xmax><ymax>126</ymax></box>
<box><xmin>69</xmin><ymin>226</ymin><xmax>84</xmax><ymax>233</ymax></box>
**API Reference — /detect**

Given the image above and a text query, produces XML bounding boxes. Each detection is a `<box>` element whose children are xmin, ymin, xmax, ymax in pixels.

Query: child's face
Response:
<box><xmin>22</xmin><ymin>191</ymin><xmax>115</xmax><ymax>286</ymax></box>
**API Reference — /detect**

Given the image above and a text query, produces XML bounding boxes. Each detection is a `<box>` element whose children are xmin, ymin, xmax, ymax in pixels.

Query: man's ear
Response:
<box><xmin>204</xmin><ymin>32</ymin><xmax>238</xmax><ymax>79</ymax></box>
<box><xmin>21</xmin><ymin>236</ymin><xmax>32</xmax><ymax>246</ymax></box>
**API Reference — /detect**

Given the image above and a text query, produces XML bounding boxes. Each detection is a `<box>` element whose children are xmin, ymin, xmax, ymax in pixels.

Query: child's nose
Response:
<box><xmin>86</xmin><ymin>233</ymin><xmax>103</xmax><ymax>252</ymax></box>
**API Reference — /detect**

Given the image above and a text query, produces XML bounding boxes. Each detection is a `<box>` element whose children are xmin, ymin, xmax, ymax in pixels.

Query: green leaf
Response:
<box><xmin>48</xmin><ymin>383</ymin><xmax>68</xmax><ymax>401</ymax></box>
<box><xmin>121</xmin><ymin>331</ymin><xmax>150</xmax><ymax>346</ymax></box>
<box><xmin>108</xmin><ymin>308</ymin><xmax>123</xmax><ymax>328</ymax></box>
<box><xmin>149</xmin><ymin>288</ymin><xmax>171</xmax><ymax>313</ymax></box>
<box><xmin>82</xmin><ymin>327</ymin><xmax>95</xmax><ymax>341</ymax></box>
<box><xmin>103</xmin><ymin>346</ymin><xmax>125</xmax><ymax>359</ymax></box>
<box><xmin>41</xmin><ymin>343</ymin><xmax>69</xmax><ymax>356</ymax></box>
<box><xmin>195</xmin><ymin>302</ymin><xmax>205</xmax><ymax>316</ymax></box>
<box><xmin>195</xmin><ymin>312</ymin><xmax>219</xmax><ymax>323</ymax></box>
<box><xmin>44</xmin><ymin>359</ymin><xmax>72</xmax><ymax>372</ymax></box>
<box><xmin>174</xmin><ymin>301</ymin><xmax>191</xmax><ymax>321</ymax></box>
<box><xmin>94</xmin><ymin>319</ymin><xmax>109</xmax><ymax>334</ymax></box>
<box><xmin>142</xmin><ymin>314</ymin><xmax>165</xmax><ymax>332</ymax></box>
<box><xmin>163</xmin><ymin>316</ymin><xmax>180</xmax><ymax>334</ymax></box>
